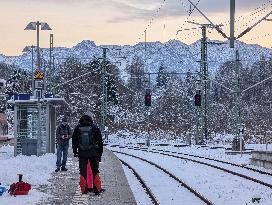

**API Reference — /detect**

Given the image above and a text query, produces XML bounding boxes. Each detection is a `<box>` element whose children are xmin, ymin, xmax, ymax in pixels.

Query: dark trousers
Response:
<box><xmin>79</xmin><ymin>157</ymin><xmax>101</xmax><ymax>193</ymax></box>
<box><xmin>56</xmin><ymin>143</ymin><xmax>69</xmax><ymax>168</ymax></box>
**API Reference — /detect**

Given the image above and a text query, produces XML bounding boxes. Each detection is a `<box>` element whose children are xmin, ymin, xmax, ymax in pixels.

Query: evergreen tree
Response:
<box><xmin>156</xmin><ymin>63</ymin><xmax>168</xmax><ymax>88</ymax></box>
<box><xmin>127</xmin><ymin>56</ymin><xmax>146</xmax><ymax>91</ymax></box>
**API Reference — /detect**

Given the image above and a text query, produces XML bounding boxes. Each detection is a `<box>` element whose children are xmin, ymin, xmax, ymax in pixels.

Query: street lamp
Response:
<box><xmin>24</xmin><ymin>21</ymin><xmax>52</xmax><ymax>97</ymax></box>
<box><xmin>24</xmin><ymin>22</ymin><xmax>52</xmax><ymax>156</ymax></box>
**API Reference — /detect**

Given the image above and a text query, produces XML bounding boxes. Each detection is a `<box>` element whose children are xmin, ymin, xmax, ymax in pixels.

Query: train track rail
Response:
<box><xmin>148</xmin><ymin>147</ymin><xmax>272</xmax><ymax>177</ymax></box>
<box><xmin>120</xmin><ymin>159</ymin><xmax>160</xmax><ymax>205</ymax></box>
<box><xmin>114</xmin><ymin>150</ymin><xmax>214</xmax><ymax>205</ymax></box>
<box><xmin>111</xmin><ymin>145</ymin><xmax>272</xmax><ymax>189</ymax></box>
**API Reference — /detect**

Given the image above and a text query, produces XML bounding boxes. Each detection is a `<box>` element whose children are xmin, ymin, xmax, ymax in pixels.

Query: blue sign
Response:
<box><xmin>6</xmin><ymin>93</ymin><xmax>31</xmax><ymax>101</ymax></box>
<box><xmin>6</xmin><ymin>93</ymin><xmax>18</xmax><ymax>101</ymax></box>
<box><xmin>45</xmin><ymin>93</ymin><xmax>54</xmax><ymax>98</ymax></box>
<box><xmin>18</xmin><ymin>94</ymin><xmax>31</xmax><ymax>100</ymax></box>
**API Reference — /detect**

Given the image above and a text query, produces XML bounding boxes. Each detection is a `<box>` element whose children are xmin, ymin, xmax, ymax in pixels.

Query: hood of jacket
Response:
<box><xmin>79</xmin><ymin>115</ymin><xmax>93</xmax><ymax>126</ymax></box>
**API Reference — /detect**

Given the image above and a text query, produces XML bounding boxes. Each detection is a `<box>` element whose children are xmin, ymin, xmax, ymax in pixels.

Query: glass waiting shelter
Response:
<box><xmin>8</xmin><ymin>95</ymin><xmax>69</xmax><ymax>156</ymax></box>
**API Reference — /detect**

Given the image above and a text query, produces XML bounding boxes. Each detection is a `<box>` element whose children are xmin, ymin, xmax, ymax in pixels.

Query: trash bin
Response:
<box><xmin>20</xmin><ymin>139</ymin><xmax>38</xmax><ymax>156</ymax></box>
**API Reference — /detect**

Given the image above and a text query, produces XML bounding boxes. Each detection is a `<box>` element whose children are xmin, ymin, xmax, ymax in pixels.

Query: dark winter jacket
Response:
<box><xmin>56</xmin><ymin>123</ymin><xmax>72</xmax><ymax>145</ymax></box>
<box><xmin>72</xmin><ymin>115</ymin><xmax>103</xmax><ymax>158</ymax></box>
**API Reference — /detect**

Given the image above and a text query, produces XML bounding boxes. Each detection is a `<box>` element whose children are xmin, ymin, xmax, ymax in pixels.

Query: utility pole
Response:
<box><xmin>49</xmin><ymin>34</ymin><xmax>54</xmax><ymax>93</ymax></box>
<box><xmin>195</xmin><ymin>77</ymin><xmax>201</xmax><ymax>145</ymax></box>
<box><xmin>101</xmin><ymin>48</ymin><xmax>108</xmax><ymax>140</ymax></box>
<box><xmin>234</xmin><ymin>50</ymin><xmax>244</xmax><ymax>155</ymax></box>
<box><xmin>201</xmin><ymin>26</ymin><xmax>208</xmax><ymax>143</ymax></box>
<box><xmin>31</xmin><ymin>46</ymin><xmax>34</xmax><ymax>95</ymax></box>
<box><xmin>230</xmin><ymin>0</ymin><xmax>235</xmax><ymax>48</ymax></box>
<box><xmin>147</xmin><ymin>74</ymin><xmax>151</xmax><ymax>147</ymax></box>
<box><xmin>36</xmin><ymin>21</ymin><xmax>40</xmax><ymax>74</ymax></box>
<box><xmin>188</xmin><ymin>21</ymin><xmax>224</xmax><ymax>144</ymax></box>
<box><xmin>144</xmin><ymin>30</ymin><xmax>147</xmax><ymax>52</ymax></box>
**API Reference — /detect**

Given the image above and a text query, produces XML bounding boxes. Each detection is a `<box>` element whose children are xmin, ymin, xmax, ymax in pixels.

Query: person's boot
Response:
<box><xmin>55</xmin><ymin>168</ymin><xmax>60</xmax><ymax>172</ymax></box>
<box><xmin>61</xmin><ymin>167</ymin><xmax>68</xmax><ymax>171</ymax></box>
<box><xmin>94</xmin><ymin>173</ymin><xmax>103</xmax><ymax>195</ymax></box>
<box><xmin>80</xmin><ymin>175</ymin><xmax>87</xmax><ymax>194</ymax></box>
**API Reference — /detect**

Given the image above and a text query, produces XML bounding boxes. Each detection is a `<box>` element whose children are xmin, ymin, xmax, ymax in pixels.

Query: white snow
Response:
<box><xmin>122</xmin><ymin>165</ymin><xmax>154</xmax><ymax>205</ymax></box>
<box><xmin>110</xmin><ymin>146</ymin><xmax>272</xmax><ymax>205</ymax></box>
<box><xmin>0</xmin><ymin>145</ymin><xmax>56</xmax><ymax>205</ymax></box>
<box><xmin>120</xmin><ymin>155</ymin><xmax>205</xmax><ymax>205</ymax></box>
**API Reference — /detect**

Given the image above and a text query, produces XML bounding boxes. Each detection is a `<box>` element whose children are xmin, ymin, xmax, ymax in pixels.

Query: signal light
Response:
<box><xmin>195</xmin><ymin>94</ymin><xmax>201</xmax><ymax>107</ymax></box>
<box><xmin>145</xmin><ymin>89</ymin><xmax>151</xmax><ymax>106</ymax></box>
<box><xmin>145</xmin><ymin>94</ymin><xmax>151</xmax><ymax>106</ymax></box>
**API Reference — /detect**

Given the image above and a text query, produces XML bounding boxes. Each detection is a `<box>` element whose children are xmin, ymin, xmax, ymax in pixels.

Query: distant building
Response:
<box><xmin>0</xmin><ymin>112</ymin><xmax>8</xmax><ymax>136</ymax></box>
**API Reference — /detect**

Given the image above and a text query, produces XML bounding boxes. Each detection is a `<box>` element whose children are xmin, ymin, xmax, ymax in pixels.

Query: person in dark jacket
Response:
<box><xmin>55</xmin><ymin>117</ymin><xmax>72</xmax><ymax>172</ymax></box>
<box><xmin>72</xmin><ymin>112</ymin><xmax>104</xmax><ymax>195</ymax></box>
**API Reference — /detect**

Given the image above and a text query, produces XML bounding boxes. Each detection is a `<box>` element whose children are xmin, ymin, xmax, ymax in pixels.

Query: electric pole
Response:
<box><xmin>230</xmin><ymin>0</ymin><xmax>235</xmax><ymax>48</ymax></box>
<box><xmin>201</xmin><ymin>26</ymin><xmax>208</xmax><ymax>143</ymax></box>
<box><xmin>188</xmin><ymin>21</ymin><xmax>225</xmax><ymax>144</ymax></box>
<box><xmin>101</xmin><ymin>48</ymin><xmax>108</xmax><ymax>140</ymax></box>
<box><xmin>49</xmin><ymin>34</ymin><xmax>54</xmax><ymax>93</ymax></box>
<box><xmin>234</xmin><ymin>50</ymin><xmax>244</xmax><ymax>154</ymax></box>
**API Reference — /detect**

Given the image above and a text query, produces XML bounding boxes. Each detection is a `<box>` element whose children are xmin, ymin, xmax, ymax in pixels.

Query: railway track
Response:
<box><xmin>114</xmin><ymin>150</ymin><xmax>214</xmax><ymax>205</ymax></box>
<box><xmin>147</xmin><ymin>147</ymin><xmax>272</xmax><ymax>177</ymax></box>
<box><xmin>111</xmin><ymin>145</ymin><xmax>272</xmax><ymax>189</ymax></box>
<box><xmin>120</xmin><ymin>159</ymin><xmax>160</xmax><ymax>205</ymax></box>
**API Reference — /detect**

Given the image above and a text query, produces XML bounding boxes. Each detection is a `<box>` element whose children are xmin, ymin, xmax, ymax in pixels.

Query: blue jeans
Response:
<box><xmin>56</xmin><ymin>144</ymin><xmax>69</xmax><ymax>168</ymax></box>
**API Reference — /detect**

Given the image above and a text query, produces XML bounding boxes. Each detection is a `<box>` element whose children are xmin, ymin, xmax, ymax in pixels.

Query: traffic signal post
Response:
<box><xmin>145</xmin><ymin>74</ymin><xmax>151</xmax><ymax>147</ymax></box>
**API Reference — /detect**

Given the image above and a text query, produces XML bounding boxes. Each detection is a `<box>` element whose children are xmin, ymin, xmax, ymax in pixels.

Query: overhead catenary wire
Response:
<box><xmin>136</xmin><ymin>0</ymin><xmax>168</xmax><ymax>44</ymax></box>
<box><xmin>236</xmin><ymin>3</ymin><xmax>272</xmax><ymax>33</ymax></box>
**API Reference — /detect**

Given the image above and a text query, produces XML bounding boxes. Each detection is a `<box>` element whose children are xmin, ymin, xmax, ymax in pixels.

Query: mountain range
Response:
<box><xmin>0</xmin><ymin>39</ymin><xmax>271</xmax><ymax>79</ymax></box>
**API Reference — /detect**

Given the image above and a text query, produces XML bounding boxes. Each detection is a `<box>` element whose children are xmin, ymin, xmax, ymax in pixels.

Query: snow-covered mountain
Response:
<box><xmin>0</xmin><ymin>39</ymin><xmax>271</xmax><ymax>76</ymax></box>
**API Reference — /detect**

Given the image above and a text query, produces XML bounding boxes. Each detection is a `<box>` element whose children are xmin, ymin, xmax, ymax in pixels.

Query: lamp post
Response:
<box><xmin>24</xmin><ymin>21</ymin><xmax>52</xmax><ymax>156</ymax></box>
<box><xmin>24</xmin><ymin>21</ymin><xmax>52</xmax><ymax>97</ymax></box>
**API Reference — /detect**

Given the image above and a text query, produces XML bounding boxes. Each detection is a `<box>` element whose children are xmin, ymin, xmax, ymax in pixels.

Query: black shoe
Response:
<box><xmin>94</xmin><ymin>188</ymin><xmax>106</xmax><ymax>195</ymax></box>
<box><xmin>61</xmin><ymin>167</ymin><xmax>68</xmax><ymax>171</ymax></box>
<box><xmin>55</xmin><ymin>168</ymin><xmax>60</xmax><ymax>172</ymax></box>
<box><xmin>87</xmin><ymin>188</ymin><xmax>94</xmax><ymax>193</ymax></box>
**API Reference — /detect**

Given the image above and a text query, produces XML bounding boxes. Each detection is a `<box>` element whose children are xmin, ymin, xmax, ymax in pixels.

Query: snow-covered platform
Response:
<box><xmin>251</xmin><ymin>151</ymin><xmax>272</xmax><ymax>170</ymax></box>
<box><xmin>88</xmin><ymin>148</ymin><xmax>137</xmax><ymax>205</ymax></box>
<box><xmin>36</xmin><ymin>148</ymin><xmax>137</xmax><ymax>205</ymax></box>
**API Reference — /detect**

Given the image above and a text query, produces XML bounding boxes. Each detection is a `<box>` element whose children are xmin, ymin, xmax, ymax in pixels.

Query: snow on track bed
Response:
<box><xmin>121</xmin><ymin>162</ymin><xmax>157</xmax><ymax>205</ymax></box>
<box><xmin>114</xmin><ymin>145</ymin><xmax>272</xmax><ymax>186</ymax></box>
<box><xmin>110</xmin><ymin>147</ymin><xmax>272</xmax><ymax>205</ymax></box>
<box><xmin>116</xmin><ymin>152</ymin><xmax>209</xmax><ymax>205</ymax></box>
<box><xmin>129</xmin><ymin>146</ymin><xmax>272</xmax><ymax>186</ymax></box>
<box><xmin>149</xmin><ymin>146</ymin><xmax>272</xmax><ymax>175</ymax></box>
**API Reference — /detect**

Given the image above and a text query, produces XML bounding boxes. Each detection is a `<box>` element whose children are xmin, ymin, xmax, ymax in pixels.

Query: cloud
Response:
<box><xmin>104</xmin><ymin>0</ymin><xmax>271</xmax><ymax>23</ymax></box>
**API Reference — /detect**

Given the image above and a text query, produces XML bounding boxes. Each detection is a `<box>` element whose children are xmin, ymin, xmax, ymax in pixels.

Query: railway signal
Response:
<box><xmin>145</xmin><ymin>89</ymin><xmax>151</xmax><ymax>107</ymax></box>
<box><xmin>195</xmin><ymin>94</ymin><xmax>201</xmax><ymax>107</ymax></box>
<box><xmin>145</xmin><ymin>94</ymin><xmax>151</xmax><ymax>106</ymax></box>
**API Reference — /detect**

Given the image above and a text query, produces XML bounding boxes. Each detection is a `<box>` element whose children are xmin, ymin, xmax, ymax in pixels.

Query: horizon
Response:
<box><xmin>1</xmin><ymin>38</ymin><xmax>271</xmax><ymax>58</ymax></box>
<box><xmin>0</xmin><ymin>0</ymin><xmax>271</xmax><ymax>56</ymax></box>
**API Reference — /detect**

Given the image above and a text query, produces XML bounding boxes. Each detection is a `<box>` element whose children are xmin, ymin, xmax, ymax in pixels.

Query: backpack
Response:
<box><xmin>0</xmin><ymin>183</ymin><xmax>7</xmax><ymax>196</ymax></box>
<box><xmin>8</xmin><ymin>175</ymin><xmax>31</xmax><ymax>196</ymax></box>
<box><xmin>78</xmin><ymin>126</ymin><xmax>99</xmax><ymax>157</ymax></box>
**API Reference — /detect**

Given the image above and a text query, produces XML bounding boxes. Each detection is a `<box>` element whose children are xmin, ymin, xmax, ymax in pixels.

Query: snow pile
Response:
<box><xmin>107</xmin><ymin>130</ymin><xmax>188</xmax><ymax>145</ymax></box>
<box><xmin>108</xmin><ymin>130</ymin><xmax>147</xmax><ymax>145</ymax></box>
<box><xmin>208</xmin><ymin>133</ymin><xmax>235</xmax><ymax>145</ymax></box>
<box><xmin>0</xmin><ymin>145</ymin><xmax>55</xmax><ymax>205</ymax></box>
